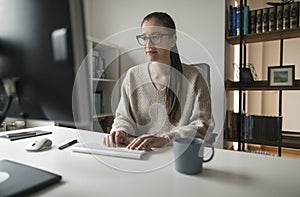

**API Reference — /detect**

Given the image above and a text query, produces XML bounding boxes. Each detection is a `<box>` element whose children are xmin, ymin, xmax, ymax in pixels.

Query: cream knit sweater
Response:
<box><xmin>111</xmin><ymin>63</ymin><xmax>214</xmax><ymax>140</ymax></box>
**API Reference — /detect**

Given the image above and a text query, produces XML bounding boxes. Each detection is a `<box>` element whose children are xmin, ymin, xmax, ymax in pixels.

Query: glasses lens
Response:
<box><xmin>136</xmin><ymin>35</ymin><xmax>146</xmax><ymax>46</ymax></box>
<box><xmin>149</xmin><ymin>35</ymin><xmax>161</xmax><ymax>45</ymax></box>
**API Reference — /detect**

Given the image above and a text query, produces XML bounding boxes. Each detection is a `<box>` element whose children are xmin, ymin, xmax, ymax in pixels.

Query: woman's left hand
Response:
<box><xmin>127</xmin><ymin>134</ymin><xmax>170</xmax><ymax>150</ymax></box>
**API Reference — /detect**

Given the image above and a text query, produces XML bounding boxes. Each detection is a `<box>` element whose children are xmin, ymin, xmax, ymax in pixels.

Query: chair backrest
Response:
<box><xmin>192</xmin><ymin>63</ymin><xmax>210</xmax><ymax>88</ymax></box>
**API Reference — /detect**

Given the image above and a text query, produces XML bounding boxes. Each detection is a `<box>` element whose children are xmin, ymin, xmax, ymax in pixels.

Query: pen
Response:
<box><xmin>58</xmin><ymin>139</ymin><xmax>78</xmax><ymax>150</ymax></box>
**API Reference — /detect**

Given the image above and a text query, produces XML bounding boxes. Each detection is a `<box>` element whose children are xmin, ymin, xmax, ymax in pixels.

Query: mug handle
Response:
<box><xmin>203</xmin><ymin>133</ymin><xmax>217</xmax><ymax>162</ymax></box>
<box><xmin>203</xmin><ymin>146</ymin><xmax>214</xmax><ymax>163</ymax></box>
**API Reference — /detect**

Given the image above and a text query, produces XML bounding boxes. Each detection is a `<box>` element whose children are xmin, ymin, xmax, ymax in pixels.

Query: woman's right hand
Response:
<box><xmin>103</xmin><ymin>131</ymin><xmax>130</xmax><ymax>147</ymax></box>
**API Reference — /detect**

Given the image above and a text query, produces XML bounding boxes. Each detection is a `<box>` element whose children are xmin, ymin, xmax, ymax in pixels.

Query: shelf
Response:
<box><xmin>93</xmin><ymin>114</ymin><xmax>114</xmax><ymax>119</ymax></box>
<box><xmin>225</xmin><ymin>138</ymin><xmax>300</xmax><ymax>150</ymax></box>
<box><xmin>282</xmin><ymin>131</ymin><xmax>300</xmax><ymax>149</ymax></box>
<box><xmin>226</xmin><ymin>27</ymin><xmax>300</xmax><ymax>45</ymax></box>
<box><xmin>225</xmin><ymin>80</ymin><xmax>300</xmax><ymax>90</ymax></box>
<box><xmin>91</xmin><ymin>78</ymin><xmax>117</xmax><ymax>82</ymax></box>
<box><xmin>225</xmin><ymin>138</ymin><xmax>281</xmax><ymax>147</ymax></box>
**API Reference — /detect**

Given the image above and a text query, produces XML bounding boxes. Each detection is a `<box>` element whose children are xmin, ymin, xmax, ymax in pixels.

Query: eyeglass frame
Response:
<box><xmin>136</xmin><ymin>32</ymin><xmax>173</xmax><ymax>46</ymax></box>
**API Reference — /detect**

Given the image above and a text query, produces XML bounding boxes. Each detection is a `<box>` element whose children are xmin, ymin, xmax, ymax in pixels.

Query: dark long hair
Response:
<box><xmin>141</xmin><ymin>12</ymin><xmax>182</xmax><ymax>124</ymax></box>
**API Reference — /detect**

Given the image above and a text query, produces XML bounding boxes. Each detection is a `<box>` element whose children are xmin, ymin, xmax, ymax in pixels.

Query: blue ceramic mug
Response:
<box><xmin>173</xmin><ymin>137</ymin><xmax>214</xmax><ymax>175</ymax></box>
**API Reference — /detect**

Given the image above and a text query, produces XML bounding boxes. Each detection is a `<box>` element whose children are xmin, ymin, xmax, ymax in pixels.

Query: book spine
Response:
<box><xmin>262</xmin><ymin>8</ymin><xmax>269</xmax><ymax>33</ymax></box>
<box><xmin>230</xmin><ymin>6</ymin><xmax>237</xmax><ymax>36</ymax></box>
<box><xmin>276</xmin><ymin>5</ymin><xmax>283</xmax><ymax>30</ymax></box>
<box><xmin>94</xmin><ymin>91</ymin><xmax>103</xmax><ymax>115</ymax></box>
<box><xmin>232</xmin><ymin>113</ymin><xmax>239</xmax><ymax>139</ymax></box>
<box><xmin>241</xmin><ymin>114</ymin><xmax>246</xmax><ymax>139</ymax></box>
<box><xmin>250</xmin><ymin>10</ymin><xmax>256</xmax><ymax>34</ymax></box>
<box><xmin>252</xmin><ymin>115</ymin><xmax>258</xmax><ymax>140</ymax></box>
<box><xmin>269</xmin><ymin>6</ymin><xmax>277</xmax><ymax>31</ymax></box>
<box><xmin>282</xmin><ymin>4</ymin><xmax>290</xmax><ymax>30</ymax></box>
<box><xmin>290</xmin><ymin>2</ymin><xmax>299</xmax><ymax>29</ymax></box>
<box><xmin>236</xmin><ymin>6</ymin><xmax>241</xmax><ymax>36</ymax></box>
<box><xmin>256</xmin><ymin>9</ymin><xmax>263</xmax><ymax>33</ymax></box>
<box><xmin>244</xmin><ymin>5</ymin><xmax>249</xmax><ymax>35</ymax></box>
<box><xmin>226</xmin><ymin>110</ymin><xmax>233</xmax><ymax>139</ymax></box>
<box><xmin>248</xmin><ymin>115</ymin><xmax>253</xmax><ymax>140</ymax></box>
<box><xmin>94</xmin><ymin>93</ymin><xmax>99</xmax><ymax>115</ymax></box>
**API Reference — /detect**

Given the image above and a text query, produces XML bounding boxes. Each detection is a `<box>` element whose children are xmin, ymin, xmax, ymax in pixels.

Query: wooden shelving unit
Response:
<box><xmin>224</xmin><ymin>0</ymin><xmax>300</xmax><ymax>156</ymax></box>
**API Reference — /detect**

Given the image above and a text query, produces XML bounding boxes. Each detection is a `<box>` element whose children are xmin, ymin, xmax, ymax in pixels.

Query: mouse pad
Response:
<box><xmin>0</xmin><ymin>160</ymin><xmax>62</xmax><ymax>197</ymax></box>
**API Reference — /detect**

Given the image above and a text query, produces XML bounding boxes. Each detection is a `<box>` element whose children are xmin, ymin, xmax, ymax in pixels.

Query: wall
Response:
<box><xmin>84</xmin><ymin>0</ymin><xmax>226</xmax><ymax>147</ymax></box>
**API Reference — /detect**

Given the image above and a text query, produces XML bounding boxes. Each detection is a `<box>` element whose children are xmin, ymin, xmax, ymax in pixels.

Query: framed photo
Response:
<box><xmin>268</xmin><ymin>65</ymin><xmax>295</xmax><ymax>87</ymax></box>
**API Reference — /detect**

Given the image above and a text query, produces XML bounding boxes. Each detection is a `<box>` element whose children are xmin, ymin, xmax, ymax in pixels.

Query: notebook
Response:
<box><xmin>0</xmin><ymin>130</ymin><xmax>52</xmax><ymax>141</ymax></box>
<box><xmin>71</xmin><ymin>143</ymin><xmax>147</xmax><ymax>159</ymax></box>
<box><xmin>0</xmin><ymin>160</ymin><xmax>62</xmax><ymax>197</ymax></box>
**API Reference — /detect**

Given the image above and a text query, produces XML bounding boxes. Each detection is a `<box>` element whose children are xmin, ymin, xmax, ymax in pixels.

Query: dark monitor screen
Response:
<box><xmin>0</xmin><ymin>0</ymin><xmax>91</xmax><ymax>129</ymax></box>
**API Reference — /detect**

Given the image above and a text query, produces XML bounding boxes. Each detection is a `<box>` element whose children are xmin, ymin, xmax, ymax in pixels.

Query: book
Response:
<box><xmin>225</xmin><ymin>110</ymin><xmax>233</xmax><ymax>139</ymax></box>
<box><xmin>268</xmin><ymin>6</ymin><xmax>277</xmax><ymax>31</ymax></box>
<box><xmin>231</xmin><ymin>112</ymin><xmax>239</xmax><ymax>139</ymax></box>
<box><xmin>290</xmin><ymin>2</ymin><xmax>299</xmax><ymax>29</ymax></box>
<box><xmin>248</xmin><ymin>115</ymin><xmax>253</xmax><ymax>140</ymax></box>
<box><xmin>230</xmin><ymin>6</ymin><xmax>237</xmax><ymax>36</ymax></box>
<box><xmin>243</xmin><ymin>5</ymin><xmax>249</xmax><ymax>35</ymax></box>
<box><xmin>256</xmin><ymin>9</ymin><xmax>263</xmax><ymax>33</ymax></box>
<box><xmin>250</xmin><ymin>10</ymin><xmax>256</xmax><ymax>34</ymax></box>
<box><xmin>94</xmin><ymin>91</ymin><xmax>103</xmax><ymax>115</ymax></box>
<box><xmin>262</xmin><ymin>8</ymin><xmax>269</xmax><ymax>32</ymax></box>
<box><xmin>276</xmin><ymin>5</ymin><xmax>283</xmax><ymax>30</ymax></box>
<box><xmin>282</xmin><ymin>4</ymin><xmax>290</xmax><ymax>30</ymax></box>
<box><xmin>236</xmin><ymin>6</ymin><xmax>241</xmax><ymax>36</ymax></box>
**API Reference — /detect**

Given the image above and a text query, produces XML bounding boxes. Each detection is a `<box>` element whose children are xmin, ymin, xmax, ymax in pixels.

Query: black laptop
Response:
<box><xmin>0</xmin><ymin>160</ymin><xmax>62</xmax><ymax>197</ymax></box>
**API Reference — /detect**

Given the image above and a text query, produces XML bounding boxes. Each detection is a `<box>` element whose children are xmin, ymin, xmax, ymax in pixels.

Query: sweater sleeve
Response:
<box><xmin>111</xmin><ymin>73</ymin><xmax>136</xmax><ymax>136</ymax></box>
<box><xmin>162</xmin><ymin>72</ymin><xmax>215</xmax><ymax>141</ymax></box>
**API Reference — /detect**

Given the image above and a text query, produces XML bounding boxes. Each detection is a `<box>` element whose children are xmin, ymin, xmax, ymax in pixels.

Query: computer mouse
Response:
<box><xmin>25</xmin><ymin>138</ymin><xmax>52</xmax><ymax>151</ymax></box>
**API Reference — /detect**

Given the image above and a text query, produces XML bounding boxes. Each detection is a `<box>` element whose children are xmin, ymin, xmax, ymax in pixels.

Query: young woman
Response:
<box><xmin>104</xmin><ymin>12</ymin><xmax>214</xmax><ymax>150</ymax></box>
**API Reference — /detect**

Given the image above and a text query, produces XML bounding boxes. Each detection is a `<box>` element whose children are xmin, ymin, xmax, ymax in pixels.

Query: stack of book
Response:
<box><xmin>229</xmin><ymin>4</ymin><xmax>249</xmax><ymax>36</ymax></box>
<box><xmin>229</xmin><ymin>1</ymin><xmax>300</xmax><ymax>36</ymax></box>
<box><xmin>226</xmin><ymin>111</ymin><xmax>282</xmax><ymax>142</ymax></box>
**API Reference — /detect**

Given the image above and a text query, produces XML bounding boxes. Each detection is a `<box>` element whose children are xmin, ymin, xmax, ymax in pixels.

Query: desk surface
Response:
<box><xmin>1</xmin><ymin>126</ymin><xmax>300</xmax><ymax>197</ymax></box>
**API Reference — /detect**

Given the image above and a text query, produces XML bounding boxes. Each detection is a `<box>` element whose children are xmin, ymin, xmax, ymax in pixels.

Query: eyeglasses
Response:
<box><xmin>136</xmin><ymin>33</ymin><xmax>171</xmax><ymax>46</ymax></box>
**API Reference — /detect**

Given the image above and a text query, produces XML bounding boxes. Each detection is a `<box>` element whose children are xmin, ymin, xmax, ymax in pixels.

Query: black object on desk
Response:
<box><xmin>0</xmin><ymin>159</ymin><xmax>62</xmax><ymax>197</ymax></box>
<box><xmin>58</xmin><ymin>139</ymin><xmax>78</xmax><ymax>150</ymax></box>
<box><xmin>0</xmin><ymin>130</ymin><xmax>52</xmax><ymax>141</ymax></box>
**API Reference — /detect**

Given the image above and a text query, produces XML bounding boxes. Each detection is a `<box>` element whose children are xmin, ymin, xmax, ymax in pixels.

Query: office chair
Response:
<box><xmin>192</xmin><ymin>63</ymin><xmax>211</xmax><ymax>88</ymax></box>
<box><xmin>191</xmin><ymin>63</ymin><xmax>217</xmax><ymax>146</ymax></box>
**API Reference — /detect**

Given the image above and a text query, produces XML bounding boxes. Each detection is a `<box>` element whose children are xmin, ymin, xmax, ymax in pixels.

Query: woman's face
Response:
<box><xmin>140</xmin><ymin>19</ymin><xmax>176</xmax><ymax>64</ymax></box>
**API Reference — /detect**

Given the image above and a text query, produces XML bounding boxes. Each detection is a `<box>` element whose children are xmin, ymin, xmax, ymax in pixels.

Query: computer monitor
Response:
<box><xmin>0</xmin><ymin>0</ymin><xmax>91</xmax><ymax>129</ymax></box>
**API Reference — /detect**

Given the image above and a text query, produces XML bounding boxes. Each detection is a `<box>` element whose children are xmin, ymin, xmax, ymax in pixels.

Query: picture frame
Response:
<box><xmin>268</xmin><ymin>65</ymin><xmax>295</xmax><ymax>87</ymax></box>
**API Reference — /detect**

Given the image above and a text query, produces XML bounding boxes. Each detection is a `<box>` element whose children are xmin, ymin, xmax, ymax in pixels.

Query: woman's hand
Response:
<box><xmin>104</xmin><ymin>131</ymin><xmax>130</xmax><ymax>147</ymax></box>
<box><xmin>127</xmin><ymin>134</ymin><xmax>170</xmax><ymax>150</ymax></box>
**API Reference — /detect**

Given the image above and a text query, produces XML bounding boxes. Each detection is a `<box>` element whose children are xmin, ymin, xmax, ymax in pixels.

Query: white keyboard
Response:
<box><xmin>71</xmin><ymin>143</ymin><xmax>147</xmax><ymax>159</ymax></box>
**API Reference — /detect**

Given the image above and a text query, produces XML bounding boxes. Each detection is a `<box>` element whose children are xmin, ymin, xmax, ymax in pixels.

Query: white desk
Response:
<box><xmin>1</xmin><ymin>126</ymin><xmax>300</xmax><ymax>197</ymax></box>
